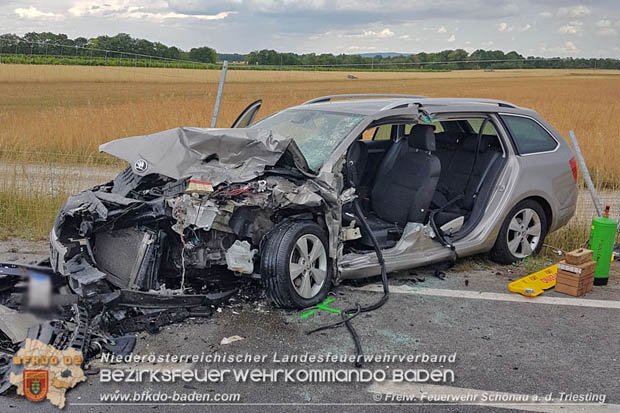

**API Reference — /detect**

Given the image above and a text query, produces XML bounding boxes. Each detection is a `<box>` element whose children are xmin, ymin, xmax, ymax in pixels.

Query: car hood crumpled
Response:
<box><xmin>99</xmin><ymin>127</ymin><xmax>295</xmax><ymax>186</ymax></box>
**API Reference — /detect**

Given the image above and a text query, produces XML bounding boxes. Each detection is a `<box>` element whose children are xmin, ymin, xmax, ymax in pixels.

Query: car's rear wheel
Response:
<box><xmin>490</xmin><ymin>199</ymin><xmax>548</xmax><ymax>264</ymax></box>
<box><xmin>261</xmin><ymin>221</ymin><xmax>332</xmax><ymax>309</ymax></box>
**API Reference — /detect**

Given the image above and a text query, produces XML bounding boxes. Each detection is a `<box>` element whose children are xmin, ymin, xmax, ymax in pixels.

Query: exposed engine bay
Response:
<box><xmin>49</xmin><ymin>167</ymin><xmax>326</xmax><ymax>297</ymax></box>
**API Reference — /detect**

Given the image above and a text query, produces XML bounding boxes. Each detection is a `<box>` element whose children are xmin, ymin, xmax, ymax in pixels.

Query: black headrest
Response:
<box><xmin>462</xmin><ymin>134</ymin><xmax>495</xmax><ymax>153</ymax></box>
<box><xmin>408</xmin><ymin>124</ymin><xmax>436</xmax><ymax>152</ymax></box>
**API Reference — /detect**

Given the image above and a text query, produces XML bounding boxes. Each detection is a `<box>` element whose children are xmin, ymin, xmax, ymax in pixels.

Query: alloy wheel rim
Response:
<box><xmin>506</xmin><ymin>208</ymin><xmax>542</xmax><ymax>259</ymax></box>
<box><xmin>289</xmin><ymin>234</ymin><xmax>327</xmax><ymax>299</ymax></box>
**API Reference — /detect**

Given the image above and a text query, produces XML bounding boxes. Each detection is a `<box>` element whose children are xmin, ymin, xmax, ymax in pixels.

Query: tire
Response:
<box><xmin>261</xmin><ymin>220</ymin><xmax>332</xmax><ymax>309</ymax></box>
<box><xmin>490</xmin><ymin>199</ymin><xmax>548</xmax><ymax>265</ymax></box>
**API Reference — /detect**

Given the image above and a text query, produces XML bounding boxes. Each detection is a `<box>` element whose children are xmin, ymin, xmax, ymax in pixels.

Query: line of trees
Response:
<box><xmin>0</xmin><ymin>32</ymin><xmax>218</xmax><ymax>63</ymax></box>
<box><xmin>3</xmin><ymin>32</ymin><xmax>620</xmax><ymax>70</ymax></box>
<box><xmin>245</xmin><ymin>48</ymin><xmax>620</xmax><ymax>70</ymax></box>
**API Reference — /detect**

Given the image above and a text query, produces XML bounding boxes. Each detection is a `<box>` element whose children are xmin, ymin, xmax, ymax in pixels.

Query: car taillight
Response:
<box><xmin>569</xmin><ymin>157</ymin><xmax>578</xmax><ymax>184</ymax></box>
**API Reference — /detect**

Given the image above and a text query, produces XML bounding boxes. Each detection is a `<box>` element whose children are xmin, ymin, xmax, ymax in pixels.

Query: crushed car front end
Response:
<box><xmin>48</xmin><ymin>125</ymin><xmax>344</xmax><ymax>308</ymax></box>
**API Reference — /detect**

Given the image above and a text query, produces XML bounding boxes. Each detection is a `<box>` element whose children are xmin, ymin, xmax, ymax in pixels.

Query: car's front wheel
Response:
<box><xmin>490</xmin><ymin>199</ymin><xmax>548</xmax><ymax>264</ymax></box>
<box><xmin>261</xmin><ymin>221</ymin><xmax>332</xmax><ymax>309</ymax></box>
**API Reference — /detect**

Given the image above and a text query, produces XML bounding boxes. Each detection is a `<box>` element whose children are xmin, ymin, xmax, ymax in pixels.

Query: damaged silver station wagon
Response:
<box><xmin>49</xmin><ymin>95</ymin><xmax>578</xmax><ymax>309</ymax></box>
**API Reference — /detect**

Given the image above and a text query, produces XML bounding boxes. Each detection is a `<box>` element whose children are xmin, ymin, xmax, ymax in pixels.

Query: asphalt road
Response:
<box><xmin>1</xmin><ymin>240</ymin><xmax>619</xmax><ymax>412</ymax></box>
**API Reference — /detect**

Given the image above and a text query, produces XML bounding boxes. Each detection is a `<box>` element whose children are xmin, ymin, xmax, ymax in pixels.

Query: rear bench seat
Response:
<box><xmin>432</xmin><ymin>132</ymin><xmax>503</xmax><ymax>226</ymax></box>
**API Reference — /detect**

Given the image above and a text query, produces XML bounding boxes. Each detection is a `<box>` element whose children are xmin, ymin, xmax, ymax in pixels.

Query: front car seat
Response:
<box><xmin>360</xmin><ymin>124</ymin><xmax>441</xmax><ymax>248</ymax></box>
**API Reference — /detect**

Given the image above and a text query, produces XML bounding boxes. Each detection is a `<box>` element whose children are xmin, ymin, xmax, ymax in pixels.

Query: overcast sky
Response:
<box><xmin>3</xmin><ymin>1</ymin><xmax>620</xmax><ymax>57</ymax></box>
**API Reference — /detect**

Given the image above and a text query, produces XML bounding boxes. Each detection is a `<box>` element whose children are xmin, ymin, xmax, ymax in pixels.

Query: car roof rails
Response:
<box><xmin>302</xmin><ymin>94</ymin><xmax>427</xmax><ymax>105</ymax></box>
<box><xmin>379</xmin><ymin>97</ymin><xmax>518</xmax><ymax>111</ymax></box>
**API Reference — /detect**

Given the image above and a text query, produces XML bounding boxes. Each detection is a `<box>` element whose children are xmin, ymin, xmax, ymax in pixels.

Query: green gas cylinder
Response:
<box><xmin>589</xmin><ymin>206</ymin><xmax>617</xmax><ymax>286</ymax></box>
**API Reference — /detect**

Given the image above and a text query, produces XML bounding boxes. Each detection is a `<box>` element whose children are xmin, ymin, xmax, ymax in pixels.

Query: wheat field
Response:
<box><xmin>1</xmin><ymin>64</ymin><xmax>620</xmax><ymax>245</ymax></box>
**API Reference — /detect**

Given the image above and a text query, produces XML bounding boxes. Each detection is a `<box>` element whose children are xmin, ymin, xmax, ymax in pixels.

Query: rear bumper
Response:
<box><xmin>550</xmin><ymin>181</ymin><xmax>578</xmax><ymax>232</ymax></box>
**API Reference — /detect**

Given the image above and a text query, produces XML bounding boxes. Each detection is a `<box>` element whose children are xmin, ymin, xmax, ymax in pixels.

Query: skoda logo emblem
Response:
<box><xmin>134</xmin><ymin>159</ymin><xmax>148</xmax><ymax>173</ymax></box>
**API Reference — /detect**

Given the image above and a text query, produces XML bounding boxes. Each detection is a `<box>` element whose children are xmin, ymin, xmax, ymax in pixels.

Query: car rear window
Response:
<box><xmin>501</xmin><ymin>115</ymin><xmax>558</xmax><ymax>154</ymax></box>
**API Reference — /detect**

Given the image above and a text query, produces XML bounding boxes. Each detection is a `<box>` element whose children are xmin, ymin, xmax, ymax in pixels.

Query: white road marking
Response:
<box><xmin>355</xmin><ymin>284</ymin><xmax>620</xmax><ymax>310</ymax></box>
<box><xmin>369</xmin><ymin>382</ymin><xmax>617</xmax><ymax>412</ymax></box>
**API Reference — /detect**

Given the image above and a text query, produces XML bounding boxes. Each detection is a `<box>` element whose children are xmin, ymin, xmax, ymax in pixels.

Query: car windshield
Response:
<box><xmin>250</xmin><ymin>108</ymin><xmax>363</xmax><ymax>171</ymax></box>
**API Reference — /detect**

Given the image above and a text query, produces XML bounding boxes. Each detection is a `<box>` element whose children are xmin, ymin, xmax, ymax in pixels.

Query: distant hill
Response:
<box><xmin>358</xmin><ymin>52</ymin><xmax>412</xmax><ymax>58</ymax></box>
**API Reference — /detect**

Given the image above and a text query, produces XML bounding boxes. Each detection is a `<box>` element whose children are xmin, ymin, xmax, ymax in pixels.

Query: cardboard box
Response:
<box><xmin>555</xmin><ymin>282</ymin><xmax>588</xmax><ymax>297</ymax></box>
<box><xmin>557</xmin><ymin>272</ymin><xmax>593</xmax><ymax>288</ymax></box>
<box><xmin>557</xmin><ymin>260</ymin><xmax>596</xmax><ymax>276</ymax></box>
<box><xmin>555</xmin><ymin>258</ymin><xmax>596</xmax><ymax>296</ymax></box>
<box><xmin>565</xmin><ymin>248</ymin><xmax>593</xmax><ymax>265</ymax></box>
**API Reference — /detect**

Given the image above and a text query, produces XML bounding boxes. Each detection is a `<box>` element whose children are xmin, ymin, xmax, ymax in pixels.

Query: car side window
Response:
<box><xmin>361</xmin><ymin>124</ymin><xmax>392</xmax><ymax>141</ymax></box>
<box><xmin>373</xmin><ymin>124</ymin><xmax>392</xmax><ymax>140</ymax></box>
<box><xmin>363</xmin><ymin>122</ymin><xmax>445</xmax><ymax>141</ymax></box>
<box><xmin>501</xmin><ymin>115</ymin><xmax>558</xmax><ymax>154</ymax></box>
<box><xmin>467</xmin><ymin>119</ymin><xmax>498</xmax><ymax>136</ymax></box>
<box><xmin>404</xmin><ymin>122</ymin><xmax>444</xmax><ymax>134</ymax></box>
